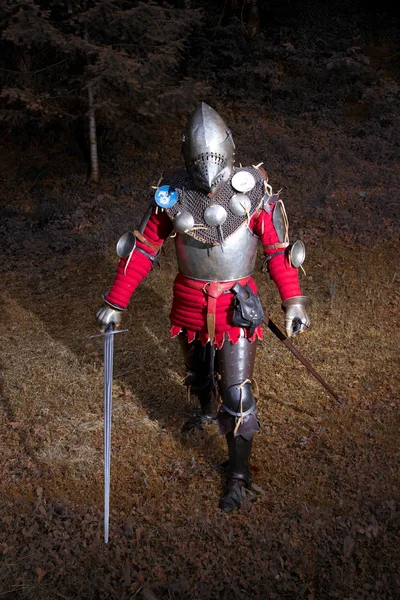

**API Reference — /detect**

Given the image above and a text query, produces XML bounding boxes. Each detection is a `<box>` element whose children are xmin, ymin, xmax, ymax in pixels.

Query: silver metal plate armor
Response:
<box><xmin>116</xmin><ymin>231</ymin><xmax>136</xmax><ymax>258</ymax></box>
<box><xmin>272</xmin><ymin>201</ymin><xmax>286</xmax><ymax>243</ymax></box>
<box><xmin>175</xmin><ymin>224</ymin><xmax>259</xmax><ymax>281</ymax></box>
<box><xmin>289</xmin><ymin>240</ymin><xmax>306</xmax><ymax>268</ymax></box>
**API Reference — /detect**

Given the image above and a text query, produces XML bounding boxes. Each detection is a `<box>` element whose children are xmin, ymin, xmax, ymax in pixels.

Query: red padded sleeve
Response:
<box><xmin>250</xmin><ymin>207</ymin><xmax>301</xmax><ymax>300</ymax></box>
<box><xmin>105</xmin><ymin>208</ymin><xmax>173</xmax><ymax>309</ymax></box>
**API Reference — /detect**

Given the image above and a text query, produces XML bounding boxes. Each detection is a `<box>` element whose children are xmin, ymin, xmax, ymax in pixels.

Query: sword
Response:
<box><xmin>91</xmin><ymin>323</ymin><xmax>128</xmax><ymax>543</ymax></box>
<box><xmin>264</xmin><ymin>317</ymin><xmax>343</xmax><ymax>405</ymax></box>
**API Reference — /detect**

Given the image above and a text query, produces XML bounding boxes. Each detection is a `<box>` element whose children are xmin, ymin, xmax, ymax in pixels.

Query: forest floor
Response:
<box><xmin>1</xmin><ymin>6</ymin><xmax>400</xmax><ymax>600</ymax></box>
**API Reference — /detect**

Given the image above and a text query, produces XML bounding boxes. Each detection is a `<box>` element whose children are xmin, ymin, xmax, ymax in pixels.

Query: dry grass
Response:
<box><xmin>0</xmin><ymin>228</ymin><xmax>399</xmax><ymax>599</ymax></box>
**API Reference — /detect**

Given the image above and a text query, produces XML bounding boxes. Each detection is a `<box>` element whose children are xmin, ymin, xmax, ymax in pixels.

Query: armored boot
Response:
<box><xmin>215</xmin><ymin>336</ymin><xmax>259</xmax><ymax>511</ymax></box>
<box><xmin>219</xmin><ymin>432</ymin><xmax>253</xmax><ymax>512</ymax></box>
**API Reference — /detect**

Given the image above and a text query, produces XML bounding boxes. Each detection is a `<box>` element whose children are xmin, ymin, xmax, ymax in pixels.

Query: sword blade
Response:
<box><xmin>103</xmin><ymin>323</ymin><xmax>115</xmax><ymax>543</ymax></box>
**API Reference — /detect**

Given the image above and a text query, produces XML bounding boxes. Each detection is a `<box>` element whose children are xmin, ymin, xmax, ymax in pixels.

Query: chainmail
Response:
<box><xmin>163</xmin><ymin>166</ymin><xmax>265</xmax><ymax>245</ymax></box>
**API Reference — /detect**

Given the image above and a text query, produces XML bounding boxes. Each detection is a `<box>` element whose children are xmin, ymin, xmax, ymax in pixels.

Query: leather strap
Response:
<box><xmin>135</xmin><ymin>247</ymin><xmax>160</xmax><ymax>265</ymax></box>
<box><xmin>133</xmin><ymin>230</ymin><xmax>160</xmax><ymax>253</ymax></box>
<box><xmin>182</xmin><ymin>276</ymin><xmax>251</xmax><ymax>345</ymax></box>
<box><xmin>264</xmin><ymin>250</ymin><xmax>286</xmax><ymax>263</ymax></box>
<box><xmin>263</xmin><ymin>242</ymin><xmax>289</xmax><ymax>250</ymax></box>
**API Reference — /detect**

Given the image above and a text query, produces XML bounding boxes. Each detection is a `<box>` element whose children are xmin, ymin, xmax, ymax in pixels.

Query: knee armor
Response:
<box><xmin>220</xmin><ymin>380</ymin><xmax>256</xmax><ymax>418</ymax></box>
<box><xmin>185</xmin><ymin>368</ymin><xmax>212</xmax><ymax>394</ymax></box>
<box><xmin>184</xmin><ymin>368</ymin><xmax>216</xmax><ymax>412</ymax></box>
<box><xmin>218</xmin><ymin>380</ymin><xmax>260</xmax><ymax>440</ymax></box>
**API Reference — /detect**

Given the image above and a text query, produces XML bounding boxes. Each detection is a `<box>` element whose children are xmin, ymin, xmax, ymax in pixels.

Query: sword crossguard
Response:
<box><xmin>90</xmin><ymin>328</ymin><xmax>128</xmax><ymax>339</ymax></box>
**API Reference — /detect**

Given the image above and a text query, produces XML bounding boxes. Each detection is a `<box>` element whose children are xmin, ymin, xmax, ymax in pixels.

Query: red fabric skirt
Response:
<box><xmin>169</xmin><ymin>273</ymin><xmax>264</xmax><ymax>349</ymax></box>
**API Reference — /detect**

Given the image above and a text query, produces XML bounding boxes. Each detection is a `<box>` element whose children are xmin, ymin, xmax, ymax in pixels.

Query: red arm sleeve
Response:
<box><xmin>105</xmin><ymin>208</ymin><xmax>173</xmax><ymax>309</ymax></box>
<box><xmin>251</xmin><ymin>206</ymin><xmax>301</xmax><ymax>301</ymax></box>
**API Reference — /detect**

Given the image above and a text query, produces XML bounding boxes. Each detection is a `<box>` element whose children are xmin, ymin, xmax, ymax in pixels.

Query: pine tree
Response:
<box><xmin>0</xmin><ymin>1</ymin><xmax>205</xmax><ymax>137</ymax></box>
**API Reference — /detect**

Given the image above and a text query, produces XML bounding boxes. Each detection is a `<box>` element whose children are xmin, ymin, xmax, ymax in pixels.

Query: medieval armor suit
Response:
<box><xmin>96</xmin><ymin>103</ymin><xmax>311</xmax><ymax>512</ymax></box>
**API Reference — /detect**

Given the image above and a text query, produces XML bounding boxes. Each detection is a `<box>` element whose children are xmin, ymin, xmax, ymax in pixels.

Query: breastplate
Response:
<box><xmin>175</xmin><ymin>224</ymin><xmax>259</xmax><ymax>281</ymax></box>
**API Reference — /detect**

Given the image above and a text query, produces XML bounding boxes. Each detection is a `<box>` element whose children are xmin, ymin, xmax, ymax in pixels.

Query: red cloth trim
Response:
<box><xmin>170</xmin><ymin>324</ymin><xmax>264</xmax><ymax>349</ymax></box>
<box><xmin>169</xmin><ymin>274</ymin><xmax>263</xmax><ymax>348</ymax></box>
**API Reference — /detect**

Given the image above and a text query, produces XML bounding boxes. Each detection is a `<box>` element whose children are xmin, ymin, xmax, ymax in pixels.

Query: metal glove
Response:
<box><xmin>282</xmin><ymin>296</ymin><xmax>311</xmax><ymax>338</ymax></box>
<box><xmin>95</xmin><ymin>305</ymin><xmax>123</xmax><ymax>332</ymax></box>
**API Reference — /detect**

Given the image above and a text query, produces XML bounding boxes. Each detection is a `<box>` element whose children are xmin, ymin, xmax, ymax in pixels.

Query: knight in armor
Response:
<box><xmin>96</xmin><ymin>103</ymin><xmax>311</xmax><ymax>512</ymax></box>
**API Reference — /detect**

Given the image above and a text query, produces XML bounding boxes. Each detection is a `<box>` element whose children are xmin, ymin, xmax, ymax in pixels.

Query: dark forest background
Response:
<box><xmin>2</xmin><ymin>0</ymin><xmax>400</xmax><ymax>250</ymax></box>
<box><xmin>1</xmin><ymin>0</ymin><xmax>399</xmax><ymax>158</ymax></box>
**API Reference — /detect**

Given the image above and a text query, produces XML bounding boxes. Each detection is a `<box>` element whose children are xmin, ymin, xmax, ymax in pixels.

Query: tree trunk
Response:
<box><xmin>247</xmin><ymin>0</ymin><xmax>261</xmax><ymax>37</ymax></box>
<box><xmin>85</xmin><ymin>29</ymin><xmax>99</xmax><ymax>183</ymax></box>
<box><xmin>87</xmin><ymin>84</ymin><xmax>99</xmax><ymax>183</ymax></box>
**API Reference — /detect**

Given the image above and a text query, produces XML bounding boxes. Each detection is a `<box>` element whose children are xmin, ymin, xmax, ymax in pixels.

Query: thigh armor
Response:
<box><xmin>217</xmin><ymin>334</ymin><xmax>260</xmax><ymax>441</ymax></box>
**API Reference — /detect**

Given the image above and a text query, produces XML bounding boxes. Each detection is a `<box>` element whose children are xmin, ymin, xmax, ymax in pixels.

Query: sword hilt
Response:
<box><xmin>106</xmin><ymin>322</ymin><xmax>115</xmax><ymax>334</ymax></box>
<box><xmin>292</xmin><ymin>317</ymin><xmax>303</xmax><ymax>335</ymax></box>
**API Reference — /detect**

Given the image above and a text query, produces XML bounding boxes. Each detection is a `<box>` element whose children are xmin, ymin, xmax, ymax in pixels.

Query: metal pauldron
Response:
<box><xmin>116</xmin><ymin>231</ymin><xmax>136</xmax><ymax>258</ymax></box>
<box><xmin>268</xmin><ymin>199</ymin><xmax>306</xmax><ymax>268</ymax></box>
<box><xmin>115</xmin><ymin>201</ymin><xmax>157</xmax><ymax>260</ymax></box>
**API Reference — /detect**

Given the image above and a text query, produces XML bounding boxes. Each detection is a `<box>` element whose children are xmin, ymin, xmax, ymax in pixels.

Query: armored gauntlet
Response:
<box><xmin>95</xmin><ymin>303</ymin><xmax>124</xmax><ymax>332</ymax></box>
<box><xmin>282</xmin><ymin>296</ymin><xmax>311</xmax><ymax>338</ymax></box>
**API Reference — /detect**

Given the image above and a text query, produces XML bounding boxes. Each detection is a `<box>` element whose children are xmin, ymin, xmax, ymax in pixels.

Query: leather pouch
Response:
<box><xmin>231</xmin><ymin>282</ymin><xmax>264</xmax><ymax>336</ymax></box>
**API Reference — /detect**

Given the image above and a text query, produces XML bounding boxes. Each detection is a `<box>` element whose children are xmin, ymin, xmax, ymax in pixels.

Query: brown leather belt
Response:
<box><xmin>182</xmin><ymin>275</ymin><xmax>251</xmax><ymax>345</ymax></box>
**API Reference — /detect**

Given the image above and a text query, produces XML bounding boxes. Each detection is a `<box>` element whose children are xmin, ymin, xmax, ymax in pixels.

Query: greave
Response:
<box><xmin>226</xmin><ymin>432</ymin><xmax>253</xmax><ymax>486</ymax></box>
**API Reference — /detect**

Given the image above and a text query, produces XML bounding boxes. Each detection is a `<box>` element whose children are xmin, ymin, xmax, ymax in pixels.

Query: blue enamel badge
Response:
<box><xmin>155</xmin><ymin>185</ymin><xmax>178</xmax><ymax>208</ymax></box>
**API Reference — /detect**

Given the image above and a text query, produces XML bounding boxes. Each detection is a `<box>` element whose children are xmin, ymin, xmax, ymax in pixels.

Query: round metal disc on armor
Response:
<box><xmin>174</xmin><ymin>211</ymin><xmax>195</xmax><ymax>233</ymax></box>
<box><xmin>155</xmin><ymin>185</ymin><xmax>178</xmax><ymax>208</ymax></box>
<box><xmin>229</xmin><ymin>193</ymin><xmax>251</xmax><ymax>216</ymax></box>
<box><xmin>231</xmin><ymin>171</ymin><xmax>255</xmax><ymax>193</ymax></box>
<box><xmin>289</xmin><ymin>240</ymin><xmax>306</xmax><ymax>268</ymax></box>
<box><xmin>203</xmin><ymin>204</ymin><xmax>227</xmax><ymax>226</ymax></box>
<box><xmin>116</xmin><ymin>231</ymin><xmax>136</xmax><ymax>258</ymax></box>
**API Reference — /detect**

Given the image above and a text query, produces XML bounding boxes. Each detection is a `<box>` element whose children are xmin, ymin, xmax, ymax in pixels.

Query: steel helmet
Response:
<box><xmin>182</xmin><ymin>103</ymin><xmax>235</xmax><ymax>194</ymax></box>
